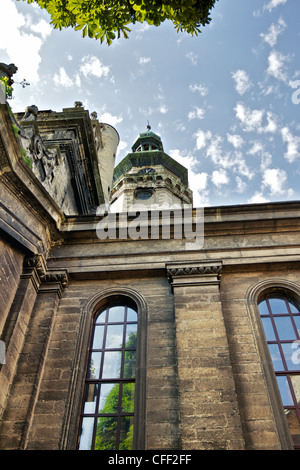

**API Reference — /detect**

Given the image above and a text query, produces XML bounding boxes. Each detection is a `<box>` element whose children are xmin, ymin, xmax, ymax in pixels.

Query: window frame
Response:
<box><xmin>247</xmin><ymin>279</ymin><xmax>300</xmax><ymax>450</ymax></box>
<box><xmin>62</xmin><ymin>289</ymin><xmax>147</xmax><ymax>450</ymax></box>
<box><xmin>78</xmin><ymin>303</ymin><xmax>138</xmax><ymax>450</ymax></box>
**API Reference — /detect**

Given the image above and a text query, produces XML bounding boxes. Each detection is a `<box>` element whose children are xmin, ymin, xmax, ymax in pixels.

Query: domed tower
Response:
<box><xmin>109</xmin><ymin>125</ymin><xmax>193</xmax><ymax>212</ymax></box>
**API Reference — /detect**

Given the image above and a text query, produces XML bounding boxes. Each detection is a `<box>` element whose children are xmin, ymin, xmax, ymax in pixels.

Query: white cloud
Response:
<box><xmin>262</xmin><ymin>168</ymin><xmax>287</xmax><ymax>194</ymax></box>
<box><xmin>234</xmin><ymin>103</ymin><xmax>264</xmax><ymax>132</ymax></box>
<box><xmin>211</xmin><ymin>169</ymin><xmax>229</xmax><ymax>187</ymax></box>
<box><xmin>260</xmin><ymin>17</ymin><xmax>286</xmax><ymax>47</ymax></box>
<box><xmin>169</xmin><ymin>149</ymin><xmax>209</xmax><ymax>207</ymax></box>
<box><xmin>194</xmin><ymin>129</ymin><xmax>212</xmax><ymax>150</ymax></box>
<box><xmin>235</xmin><ymin>176</ymin><xmax>247</xmax><ymax>193</ymax></box>
<box><xmin>188</xmin><ymin>106</ymin><xmax>205</xmax><ymax>121</ymax></box>
<box><xmin>79</xmin><ymin>55</ymin><xmax>112</xmax><ymax>81</ymax></box>
<box><xmin>227</xmin><ymin>133</ymin><xmax>244</xmax><ymax>149</ymax></box>
<box><xmin>189</xmin><ymin>84</ymin><xmax>208</xmax><ymax>96</ymax></box>
<box><xmin>99</xmin><ymin>112</ymin><xmax>123</xmax><ymax>127</ymax></box>
<box><xmin>53</xmin><ymin>67</ymin><xmax>81</xmax><ymax>88</ymax></box>
<box><xmin>232</xmin><ymin>70</ymin><xmax>252</xmax><ymax>95</ymax></box>
<box><xmin>248</xmin><ymin>192</ymin><xmax>270</xmax><ymax>203</ymax></box>
<box><xmin>281</xmin><ymin>127</ymin><xmax>300</xmax><ymax>162</ymax></box>
<box><xmin>0</xmin><ymin>0</ymin><xmax>52</xmax><ymax>84</ymax></box>
<box><xmin>263</xmin><ymin>0</ymin><xmax>288</xmax><ymax>12</ymax></box>
<box><xmin>234</xmin><ymin>103</ymin><xmax>278</xmax><ymax>134</ymax></box>
<box><xmin>186</xmin><ymin>52</ymin><xmax>198</xmax><ymax>66</ymax></box>
<box><xmin>267</xmin><ymin>50</ymin><xmax>289</xmax><ymax>82</ymax></box>
<box><xmin>139</xmin><ymin>57</ymin><xmax>151</xmax><ymax>65</ymax></box>
<box><xmin>29</xmin><ymin>18</ymin><xmax>52</xmax><ymax>40</ymax></box>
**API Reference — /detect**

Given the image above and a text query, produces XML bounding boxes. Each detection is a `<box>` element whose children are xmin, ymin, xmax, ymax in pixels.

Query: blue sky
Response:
<box><xmin>1</xmin><ymin>0</ymin><xmax>300</xmax><ymax>207</ymax></box>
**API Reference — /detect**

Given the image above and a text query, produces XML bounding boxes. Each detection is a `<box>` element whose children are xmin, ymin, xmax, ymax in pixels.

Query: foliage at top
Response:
<box><xmin>19</xmin><ymin>0</ymin><xmax>218</xmax><ymax>45</ymax></box>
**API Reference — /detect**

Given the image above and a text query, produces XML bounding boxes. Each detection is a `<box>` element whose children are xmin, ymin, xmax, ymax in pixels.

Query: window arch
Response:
<box><xmin>77</xmin><ymin>291</ymin><xmax>146</xmax><ymax>451</ymax></box>
<box><xmin>258</xmin><ymin>291</ymin><xmax>300</xmax><ymax>449</ymax></box>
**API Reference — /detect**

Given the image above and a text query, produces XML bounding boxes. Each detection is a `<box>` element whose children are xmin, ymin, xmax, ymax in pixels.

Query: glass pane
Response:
<box><xmin>293</xmin><ymin>316</ymin><xmax>300</xmax><ymax>335</ymax></box>
<box><xmin>261</xmin><ymin>317</ymin><xmax>276</xmax><ymax>341</ymax></box>
<box><xmin>92</xmin><ymin>325</ymin><xmax>104</xmax><ymax>349</ymax></box>
<box><xmin>290</xmin><ymin>375</ymin><xmax>300</xmax><ymax>405</ymax></box>
<box><xmin>105</xmin><ymin>324</ymin><xmax>124</xmax><ymax>349</ymax></box>
<box><xmin>277</xmin><ymin>376</ymin><xmax>294</xmax><ymax>406</ymax></box>
<box><xmin>94</xmin><ymin>417</ymin><xmax>117</xmax><ymax>450</ymax></box>
<box><xmin>122</xmin><ymin>383</ymin><xmax>135</xmax><ymax>412</ymax></box>
<box><xmin>87</xmin><ymin>352</ymin><xmax>102</xmax><ymax>379</ymax></box>
<box><xmin>258</xmin><ymin>300</ymin><xmax>269</xmax><ymax>316</ymax></box>
<box><xmin>124</xmin><ymin>351</ymin><xmax>136</xmax><ymax>378</ymax></box>
<box><xmin>95</xmin><ymin>310</ymin><xmax>106</xmax><ymax>324</ymax></box>
<box><xmin>268</xmin><ymin>344</ymin><xmax>285</xmax><ymax>371</ymax></box>
<box><xmin>290</xmin><ymin>301</ymin><xmax>300</xmax><ymax>314</ymax></box>
<box><xmin>79</xmin><ymin>417</ymin><xmax>94</xmax><ymax>450</ymax></box>
<box><xmin>102</xmin><ymin>351</ymin><xmax>122</xmax><ymax>378</ymax></box>
<box><xmin>99</xmin><ymin>383</ymin><xmax>120</xmax><ymax>413</ymax></box>
<box><xmin>127</xmin><ymin>308</ymin><xmax>138</xmax><ymax>322</ymax></box>
<box><xmin>274</xmin><ymin>317</ymin><xmax>297</xmax><ymax>341</ymax></box>
<box><xmin>83</xmin><ymin>383</ymin><xmax>98</xmax><ymax>414</ymax></box>
<box><xmin>282</xmin><ymin>343</ymin><xmax>300</xmax><ymax>371</ymax></box>
<box><xmin>108</xmin><ymin>306</ymin><xmax>125</xmax><ymax>323</ymax></box>
<box><xmin>268</xmin><ymin>297</ymin><xmax>288</xmax><ymax>314</ymax></box>
<box><xmin>119</xmin><ymin>416</ymin><xmax>134</xmax><ymax>450</ymax></box>
<box><xmin>125</xmin><ymin>324</ymin><xmax>137</xmax><ymax>345</ymax></box>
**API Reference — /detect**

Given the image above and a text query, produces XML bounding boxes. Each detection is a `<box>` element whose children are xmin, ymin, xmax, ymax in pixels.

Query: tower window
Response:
<box><xmin>258</xmin><ymin>293</ymin><xmax>300</xmax><ymax>449</ymax></box>
<box><xmin>78</xmin><ymin>304</ymin><xmax>138</xmax><ymax>450</ymax></box>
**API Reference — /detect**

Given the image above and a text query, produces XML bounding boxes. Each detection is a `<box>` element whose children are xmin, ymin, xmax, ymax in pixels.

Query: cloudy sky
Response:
<box><xmin>1</xmin><ymin>0</ymin><xmax>300</xmax><ymax>208</ymax></box>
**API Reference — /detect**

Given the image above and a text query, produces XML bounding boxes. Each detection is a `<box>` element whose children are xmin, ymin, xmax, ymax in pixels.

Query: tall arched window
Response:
<box><xmin>78</xmin><ymin>302</ymin><xmax>138</xmax><ymax>450</ymax></box>
<box><xmin>258</xmin><ymin>293</ymin><xmax>300</xmax><ymax>449</ymax></box>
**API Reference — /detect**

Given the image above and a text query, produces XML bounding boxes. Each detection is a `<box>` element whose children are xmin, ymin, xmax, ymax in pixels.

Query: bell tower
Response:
<box><xmin>109</xmin><ymin>125</ymin><xmax>193</xmax><ymax>212</ymax></box>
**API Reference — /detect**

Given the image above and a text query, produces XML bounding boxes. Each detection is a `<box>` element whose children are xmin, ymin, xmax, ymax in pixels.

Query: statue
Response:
<box><xmin>0</xmin><ymin>63</ymin><xmax>18</xmax><ymax>86</ymax></box>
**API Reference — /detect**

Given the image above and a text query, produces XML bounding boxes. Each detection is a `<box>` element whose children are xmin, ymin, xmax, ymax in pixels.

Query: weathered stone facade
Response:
<box><xmin>0</xmin><ymin>88</ymin><xmax>300</xmax><ymax>450</ymax></box>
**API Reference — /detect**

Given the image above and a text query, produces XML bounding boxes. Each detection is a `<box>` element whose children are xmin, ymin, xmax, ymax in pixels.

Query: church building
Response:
<box><xmin>0</xmin><ymin>63</ymin><xmax>300</xmax><ymax>451</ymax></box>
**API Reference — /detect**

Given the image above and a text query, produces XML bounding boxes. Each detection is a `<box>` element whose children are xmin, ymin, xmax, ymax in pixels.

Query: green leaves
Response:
<box><xmin>18</xmin><ymin>0</ymin><xmax>218</xmax><ymax>45</ymax></box>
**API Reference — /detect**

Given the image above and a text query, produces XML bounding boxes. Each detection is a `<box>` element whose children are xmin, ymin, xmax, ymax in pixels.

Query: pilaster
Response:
<box><xmin>166</xmin><ymin>261</ymin><xmax>245</xmax><ymax>450</ymax></box>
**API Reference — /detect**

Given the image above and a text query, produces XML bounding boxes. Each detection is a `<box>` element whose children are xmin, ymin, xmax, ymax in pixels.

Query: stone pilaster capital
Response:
<box><xmin>166</xmin><ymin>260</ymin><xmax>222</xmax><ymax>287</ymax></box>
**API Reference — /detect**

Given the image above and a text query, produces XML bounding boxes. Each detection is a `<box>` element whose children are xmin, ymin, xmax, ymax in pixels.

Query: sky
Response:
<box><xmin>1</xmin><ymin>0</ymin><xmax>300</xmax><ymax>208</ymax></box>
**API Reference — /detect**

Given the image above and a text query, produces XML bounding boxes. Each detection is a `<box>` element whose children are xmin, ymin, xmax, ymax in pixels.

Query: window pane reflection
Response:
<box><xmin>87</xmin><ymin>352</ymin><xmax>101</xmax><ymax>379</ymax></box>
<box><xmin>268</xmin><ymin>297</ymin><xmax>288</xmax><ymax>314</ymax></box>
<box><xmin>79</xmin><ymin>417</ymin><xmax>94</xmax><ymax>450</ymax></box>
<box><xmin>106</xmin><ymin>324</ymin><xmax>124</xmax><ymax>349</ymax></box>
<box><xmin>92</xmin><ymin>325</ymin><xmax>104</xmax><ymax>349</ymax></box>
<box><xmin>268</xmin><ymin>344</ymin><xmax>284</xmax><ymax>371</ymax></box>
<box><xmin>274</xmin><ymin>317</ymin><xmax>297</xmax><ymax>341</ymax></box>
<box><xmin>95</xmin><ymin>417</ymin><xmax>118</xmax><ymax>450</ymax></box>
<box><xmin>259</xmin><ymin>293</ymin><xmax>300</xmax><ymax>449</ymax></box>
<box><xmin>102</xmin><ymin>351</ymin><xmax>122</xmax><ymax>378</ymax></box>
<box><xmin>108</xmin><ymin>306</ymin><xmax>125</xmax><ymax>323</ymax></box>
<box><xmin>79</xmin><ymin>303</ymin><xmax>138</xmax><ymax>450</ymax></box>
<box><xmin>277</xmin><ymin>376</ymin><xmax>293</xmax><ymax>406</ymax></box>
<box><xmin>119</xmin><ymin>416</ymin><xmax>134</xmax><ymax>450</ymax></box>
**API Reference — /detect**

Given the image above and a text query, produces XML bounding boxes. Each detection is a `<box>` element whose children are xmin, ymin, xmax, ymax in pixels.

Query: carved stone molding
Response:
<box><xmin>39</xmin><ymin>269</ymin><xmax>69</xmax><ymax>298</ymax></box>
<box><xmin>22</xmin><ymin>256</ymin><xmax>69</xmax><ymax>296</ymax></box>
<box><xmin>166</xmin><ymin>261</ymin><xmax>222</xmax><ymax>288</ymax></box>
<box><xmin>21</xmin><ymin>254</ymin><xmax>47</xmax><ymax>291</ymax></box>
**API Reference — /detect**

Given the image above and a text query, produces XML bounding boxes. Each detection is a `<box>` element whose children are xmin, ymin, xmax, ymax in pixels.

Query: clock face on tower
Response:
<box><xmin>138</xmin><ymin>168</ymin><xmax>155</xmax><ymax>174</ymax></box>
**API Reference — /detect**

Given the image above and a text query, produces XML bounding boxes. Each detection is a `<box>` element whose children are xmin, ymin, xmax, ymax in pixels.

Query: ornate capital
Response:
<box><xmin>166</xmin><ymin>261</ymin><xmax>222</xmax><ymax>287</ymax></box>
<box><xmin>39</xmin><ymin>269</ymin><xmax>69</xmax><ymax>297</ymax></box>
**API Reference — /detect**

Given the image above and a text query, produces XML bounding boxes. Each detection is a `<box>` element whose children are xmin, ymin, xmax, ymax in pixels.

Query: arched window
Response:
<box><xmin>258</xmin><ymin>293</ymin><xmax>300</xmax><ymax>449</ymax></box>
<box><xmin>78</xmin><ymin>303</ymin><xmax>138</xmax><ymax>450</ymax></box>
